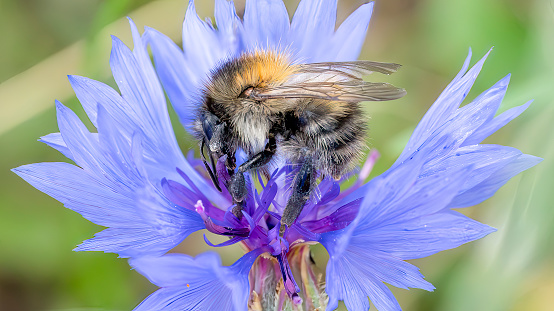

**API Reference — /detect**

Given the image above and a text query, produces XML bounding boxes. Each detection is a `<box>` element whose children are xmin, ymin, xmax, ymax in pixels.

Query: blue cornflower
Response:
<box><xmin>12</xmin><ymin>0</ymin><xmax>541</xmax><ymax>310</ymax></box>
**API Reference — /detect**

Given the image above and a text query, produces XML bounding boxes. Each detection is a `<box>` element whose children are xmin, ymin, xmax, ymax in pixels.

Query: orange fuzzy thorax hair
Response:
<box><xmin>232</xmin><ymin>50</ymin><xmax>296</xmax><ymax>89</ymax></box>
<box><xmin>205</xmin><ymin>50</ymin><xmax>297</xmax><ymax>102</ymax></box>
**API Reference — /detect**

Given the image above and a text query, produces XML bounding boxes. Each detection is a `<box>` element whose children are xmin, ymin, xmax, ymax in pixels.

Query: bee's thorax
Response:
<box><xmin>201</xmin><ymin>51</ymin><xmax>296</xmax><ymax>154</ymax></box>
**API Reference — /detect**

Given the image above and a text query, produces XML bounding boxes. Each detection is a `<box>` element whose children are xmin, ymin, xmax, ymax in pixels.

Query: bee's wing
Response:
<box><xmin>251</xmin><ymin>81</ymin><xmax>406</xmax><ymax>102</ymax></box>
<box><xmin>296</xmin><ymin>61</ymin><xmax>402</xmax><ymax>82</ymax></box>
<box><xmin>250</xmin><ymin>61</ymin><xmax>405</xmax><ymax>102</ymax></box>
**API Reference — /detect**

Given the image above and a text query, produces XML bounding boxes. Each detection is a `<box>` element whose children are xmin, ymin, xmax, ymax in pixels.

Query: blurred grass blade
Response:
<box><xmin>0</xmin><ymin>0</ymin><xmax>185</xmax><ymax>137</ymax></box>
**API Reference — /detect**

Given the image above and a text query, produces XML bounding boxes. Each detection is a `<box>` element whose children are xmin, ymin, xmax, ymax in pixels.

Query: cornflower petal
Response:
<box><xmin>182</xmin><ymin>0</ymin><xmax>225</xmax><ymax>81</ymax></box>
<box><xmin>397</xmin><ymin>49</ymin><xmax>486</xmax><ymax>161</ymax></box>
<box><xmin>70</xmin><ymin>19</ymin><xmax>220</xmax><ymax>200</ymax></box>
<box><xmin>289</xmin><ymin>0</ymin><xmax>337</xmax><ymax>62</ymax></box>
<box><xmin>424</xmin><ymin>144</ymin><xmax>522</xmax><ymax>195</ymax></box>
<box><xmin>143</xmin><ymin>27</ymin><xmax>197</xmax><ymax>127</ymax></box>
<box><xmin>449</xmin><ymin>153</ymin><xmax>542</xmax><ymax>208</ymax></box>
<box><xmin>145</xmin><ymin>0</ymin><xmax>243</xmax><ymax>128</ymax></box>
<box><xmin>324</xmin><ymin>237</ymin><xmax>436</xmax><ymax>311</ymax></box>
<box><xmin>463</xmin><ymin>100</ymin><xmax>532</xmax><ymax>145</ymax></box>
<box><xmin>244</xmin><ymin>0</ymin><xmax>290</xmax><ymax>50</ymax></box>
<box><xmin>131</xmin><ymin>250</ymin><xmax>261</xmax><ymax>311</ymax></box>
<box><xmin>39</xmin><ymin>132</ymin><xmax>74</xmax><ymax>161</ymax></box>
<box><xmin>320</xmin><ymin>161</ymin><xmax>469</xmax><ymax>309</ymax></box>
<box><xmin>320</xmin><ymin>51</ymin><xmax>541</xmax><ymax>309</ymax></box>
<box><xmin>325</xmin><ymin>2</ymin><xmax>374</xmax><ymax>62</ymax></box>
<box><xmin>14</xmin><ymin>102</ymin><xmax>205</xmax><ymax>257</ymax></box>
<box><xmin>365</xmin><ymin>210</ymin><xmax>497</xmax><ymax>260</ymax></box>
<box><xmin>12</xmin><ymin>19</ymin><xmax>232</xmax><ymax>257</ymax></box>
<box><xmin>214</xmin><ymin>0</ymin><xmax>244</xmax><ymax>57</ymax></box>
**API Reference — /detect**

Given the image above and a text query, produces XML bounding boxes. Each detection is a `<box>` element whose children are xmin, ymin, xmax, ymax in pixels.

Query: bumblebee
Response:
<box><xmin>194</xmin><ymin>51</ymin><xmax>405</xmax><ymax>235</ymax></box>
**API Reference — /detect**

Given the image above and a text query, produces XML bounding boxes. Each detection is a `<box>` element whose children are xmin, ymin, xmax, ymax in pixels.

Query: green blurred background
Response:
<box><xmin>1</xmin><ymin>0</ymin><xmax>552</xmax><ymax>310</ymax></box>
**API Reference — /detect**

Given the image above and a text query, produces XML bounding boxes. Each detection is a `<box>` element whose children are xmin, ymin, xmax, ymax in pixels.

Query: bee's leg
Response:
<box><xmin>237</xmin><ymin>134</ymin><xmax>277</xmax><ymax>174</ymax></box>
<box><xmin>280</xmin><ymin>157</ymin><xmax>315</xmax><ymax>236</ymax></box>
<box><xmin>222</xmin><ymin>153</ymin><xmax>245</xmax><ymax>218</ymax></box>
<box><xmin>200</xmin><ymin>111</ymin><xmax>228</xmax><ymax>191</ymax></box>
<box><xmin>228</xmin><ymin>134</ymin><xmax>277</xmax><ymax>217</ymax></box>
<box><xmin>229</xmin><ymin>172</ymin><xmax>247</xmax><ymax>201</ymax></box>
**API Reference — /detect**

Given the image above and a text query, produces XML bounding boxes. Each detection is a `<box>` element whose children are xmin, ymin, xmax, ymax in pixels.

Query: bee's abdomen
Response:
<box><xmin>282</xmin><ymin>100</ymin><xmax>367</xmax><ymax>178</ymax></box>
<box><xmin>315</xmin><ymin>109</ymin><xmax>366</xmax><ymax>178</ymax></box>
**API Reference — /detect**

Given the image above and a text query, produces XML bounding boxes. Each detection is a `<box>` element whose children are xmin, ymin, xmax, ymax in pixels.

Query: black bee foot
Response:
<box><xmin>279</xmin><ymin>158</ymin><xmax>315</xmax><ymax>236</ymax></box>
<box><xmin>231</xmin><ymin>200</ymin><xmax>245</xmax><ymax>219</ymax></box>
<box><xmin>279</xmin><ymin>223</ymin><xmax>287</xmax><ymax>236</ymax></box>
<box><xmin>280</xmin><ymin>195</ymin><xmax>310</xmax><ymax>236</ymax></box>
<box><xmin>229</xmin><ymin>172</ymin><xmax>247</xmax><ymax>202</ymax></box>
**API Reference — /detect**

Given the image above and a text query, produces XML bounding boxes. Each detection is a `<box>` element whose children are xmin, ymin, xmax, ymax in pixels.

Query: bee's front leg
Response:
<box><xmin>200</xmin><ymin>111</ymin><xmax>228</xmax><ymax>192</ymax></box>
<box><xmin>280</xmin><ymin>157</ymin><xmax>316</xmax><ymax>236</ymax></box>
<box><xmin>228</xmin><ymin>134</ymin><xmax>277</xmax><ymax>217</ymax></box>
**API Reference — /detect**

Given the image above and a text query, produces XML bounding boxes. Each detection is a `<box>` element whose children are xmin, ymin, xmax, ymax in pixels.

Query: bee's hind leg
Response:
<box><xmin>228</xmin><ymin>134</ymin><xmax>277</xmax><ymax>217</ymax></box>
<box><xmin>280</xmin><ymin>157</ymin><xmax>316</xmax><ymax>236</ymax></box>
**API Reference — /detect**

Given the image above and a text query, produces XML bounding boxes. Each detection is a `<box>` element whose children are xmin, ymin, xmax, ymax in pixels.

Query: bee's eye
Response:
<box><xmin>238</xmin><ymin>86</ymin><xmax>254</xmax><ymax>98</ymax></box>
